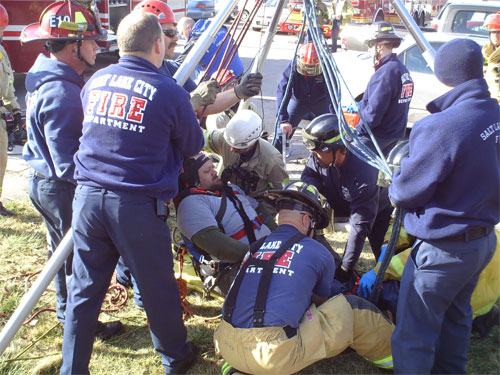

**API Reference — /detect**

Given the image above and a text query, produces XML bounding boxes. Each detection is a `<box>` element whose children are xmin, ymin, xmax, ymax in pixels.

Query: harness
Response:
<box><xmin>223</xmin><ymin>232</ymin><xmax>305</xmax><ymax>327</ymax></box>
<box><xmin>175</xmin><ymin>184</ymin><xmax>260</xmax><ymax>244</ymax></box>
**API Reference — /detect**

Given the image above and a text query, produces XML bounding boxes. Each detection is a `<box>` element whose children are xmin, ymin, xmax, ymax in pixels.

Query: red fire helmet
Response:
<box><xmin>134</xmin><ymin>0</ymin><xmax>176</xmax><ymax>25</ymax></box>
<box><xmin>484</xmin><ymin>12</ymin><xmax>500</xmax><ymax>32</ymax></box>
<box><xmin>0</xmin><ymin>4</ymin><xmax>8</xmax><ymax>29</ymax></box>
<box><xmin>21</xmin><ymin>0</ymin><xmax>107</xmax><ymax>43</ymax></box>
<box><xmin>296</xmin><ymin>42</ymin><xmax>322</xmax><ymax>76</ymax></box>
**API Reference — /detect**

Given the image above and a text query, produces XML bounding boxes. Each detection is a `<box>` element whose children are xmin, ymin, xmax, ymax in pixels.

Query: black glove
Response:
<box><xmin>234</xmin><ymin>72</ymin><xmax>263</xmax><ymax>99</ymax></box>
<box><xmin>335</xmin><ymin>266</ymin><xmax>357</xmax><ymax>284</ymax></box>
<box><xmin>12</xmin><ymin>111</ymin><xmax>22</xmax><ymax>128</ymax></box>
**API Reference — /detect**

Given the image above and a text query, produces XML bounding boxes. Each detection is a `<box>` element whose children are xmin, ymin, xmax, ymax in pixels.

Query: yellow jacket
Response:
<box><xmin>373</xmin><ymin>229</ymin><xmax>500</xmax><ymax>318</ymax></box>
<box><xmin>482</xmin><ymin>41</ymin><xmax>500</xmax><ymax>104</ymax></box>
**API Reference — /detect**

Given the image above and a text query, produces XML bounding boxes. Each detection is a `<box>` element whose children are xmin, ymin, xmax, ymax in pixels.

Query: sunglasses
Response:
<box><xmin>163</xmin><ymin>29</ymin><xmax>178</xmax><ymax>38</ymax></box>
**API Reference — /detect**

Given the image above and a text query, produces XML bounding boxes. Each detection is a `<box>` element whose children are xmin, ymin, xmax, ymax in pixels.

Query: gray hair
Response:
<box><xmin>117</xmin><ymin>11</ymin><xmax>162</xmax><ymax>55</ymax></box>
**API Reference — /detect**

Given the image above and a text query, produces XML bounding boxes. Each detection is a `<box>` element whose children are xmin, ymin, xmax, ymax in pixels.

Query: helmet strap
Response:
<box><xmin>76</xmin><ymin>39</ymin><xmax>93</xmax><ymax>68</ymax></box>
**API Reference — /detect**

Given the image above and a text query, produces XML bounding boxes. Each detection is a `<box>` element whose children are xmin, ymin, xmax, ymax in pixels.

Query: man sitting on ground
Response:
<box><xmin>176</xmin><ymin>152</ymin><xmax>271</xmax><ymax>295</ymax></box>
<box><xmin>214</xmin><ymin>181</ymin><xmax>394</xmax><ymax>374</ymax></box>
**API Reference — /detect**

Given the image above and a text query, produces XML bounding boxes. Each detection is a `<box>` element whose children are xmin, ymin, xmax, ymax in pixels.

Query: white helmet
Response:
<box><xmin>224</xmin><ymin>110</ymin><xmax>263</xmax><ymax>149</ymax></box>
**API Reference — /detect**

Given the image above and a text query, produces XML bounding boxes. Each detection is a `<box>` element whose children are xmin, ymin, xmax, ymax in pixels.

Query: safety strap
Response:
<box><xmin>223</xmin><ymin>232</ymin><xmax>305</xmax><ymax>326</ymax></box>
<box><xmin>223</xmin><ymin>184</ymin><xmax>257</xmax><ymax>244</ymax></box>
<box><xmin>215</xmin><ymin>189</ymin><xmax>228</xmax><ymax>233</ymax></box>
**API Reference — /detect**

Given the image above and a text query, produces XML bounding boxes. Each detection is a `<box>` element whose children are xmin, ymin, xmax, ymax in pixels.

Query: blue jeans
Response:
<box><xmin>28</xmin><ymin>173</ymin><xmax>75</xmax><ymax>323</ymax></box>
<box><xmin>392</xmin><ymin>231</ymin><xmax>497</xmax><ymax>374</ymax></box>
<box><xmin>115</xmin><ymin>257</ymin><xmax>143</xmax><ymax>308</ymax></box>
<box><xmin>61</xmin><ymin>185</ymin><xmax>190</xmax><ymax>374</ymax></box>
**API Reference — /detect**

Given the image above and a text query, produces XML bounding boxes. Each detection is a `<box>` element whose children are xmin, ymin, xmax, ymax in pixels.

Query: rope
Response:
<box><xmin>175</xmin><ymin>244</ymin><xmax>222</xmax><ymax>322</ymax></box>
<box><xmin>302</xmin><ymin>0</ymin><xmax>392</xmax><ymax>178</ymax></box>
<box><xmin>0</xmin><ymin>269</ymin><xmax>128</xmax><ymax>325</ymax></box>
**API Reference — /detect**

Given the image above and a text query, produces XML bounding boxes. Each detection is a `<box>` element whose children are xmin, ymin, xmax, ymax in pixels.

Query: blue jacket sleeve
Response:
<box><xmin>276</xmin><ymin>62</ymin><xmax>293</xmax><ymax>123</ymax></box>
<box><xmin>42</xmin><ymin>82</ymin><xmax>83</xmax><ymax>183</ymax></box>
<box><xmin>170</xmin><ymin>86</ymin><xmax>204</xmax><ymax>157</ymax></box>
<box><xmin>389</xmin><ymin>119</ymin><xmax>452</xmax><ymax>209</ymax></box>
<box><xmin>301</xmin><ymin>155</ymin><xmax>324</xmax><ymax>189</ymax></box>
<box><xmin>360</xmin><ymin>68</ymin><xmax>394</xmax><ymax>131</ymax></box>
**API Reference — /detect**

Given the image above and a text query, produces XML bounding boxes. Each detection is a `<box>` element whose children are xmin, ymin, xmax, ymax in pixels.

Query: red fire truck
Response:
<box><xmin>1</xmin><ymin>0</ymin><xmax>187</xmax><ymax>73</ymax></box>
<box><xmin>351</xmin><ymin>0</ymin><xmax>447</xmax><ymax>27</ymax></box>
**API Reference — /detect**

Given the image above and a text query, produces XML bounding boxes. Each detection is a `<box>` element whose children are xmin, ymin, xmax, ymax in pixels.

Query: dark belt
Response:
<box><xmin>438</xmin><ymin>226</ymin><xmax>494</xmax><ymax>242</ymax></box>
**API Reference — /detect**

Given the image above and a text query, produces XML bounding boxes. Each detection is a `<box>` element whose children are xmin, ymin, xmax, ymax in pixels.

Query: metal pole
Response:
<box><xmin>389</xmin><ymin>0</ymin><xmax>435</xmax><ymax>70</ymax></box>
<box><xmin>240</xmin><ymin>0</ymin><xmax>287</xmax><ymax>110</ymax></box>
<box><xmin>173</xmin><ymin>0</ymin><xmax>240</xmax><ymax>86</ymax></box>
<box><xmin>0</xmin><ymin>231</ymin><xmax>74</xmax><ymax>356</ymax></box>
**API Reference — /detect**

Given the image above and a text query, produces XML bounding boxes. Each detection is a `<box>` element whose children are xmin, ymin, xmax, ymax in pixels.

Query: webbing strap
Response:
<box><xmin>223</xmin><ymin>232</ymin><xmax>305</xmax><ymax>326</ymax></box>
<box><xmin>223</xmin><ymin>184</ymin><xmax>257</xmax><ymax>244</ymax></box>
<box><xmin>215</xmin><ymin>189</ymin><xmax>227</xmax><ymax>232</ymax></box>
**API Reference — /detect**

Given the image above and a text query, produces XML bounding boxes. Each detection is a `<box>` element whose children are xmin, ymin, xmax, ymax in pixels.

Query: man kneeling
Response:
<box><xmin>214</xmin><ymin>181</ymin><xmax>394</xmax><ymax>374</ymax></box>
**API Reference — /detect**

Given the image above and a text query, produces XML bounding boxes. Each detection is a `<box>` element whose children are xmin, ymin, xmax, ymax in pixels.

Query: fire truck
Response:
<box><xmin>1</xmin><ymin>0</ymin><xmax>187</xmax><ymax>73</ymax></box>
<box><xmin>277</xmin><ymin>0</ymin><xmax>332</xmax><ymax>37</ymax></box>
<box><xmin>351</xmin><ymin>0</ymin><xmax>447</xmax><ymax>27</ymax></box>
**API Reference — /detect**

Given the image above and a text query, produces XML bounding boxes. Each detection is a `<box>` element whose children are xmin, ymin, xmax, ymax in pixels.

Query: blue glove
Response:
<box><xmin>358</xmin><ymin>270</ymin><xmax>376</xmax><ymax>298</ymax></box>
<box><xmin>377</xmin><ymin>245</ymin><xmax>388</xmax><ymax>262</ymax></box>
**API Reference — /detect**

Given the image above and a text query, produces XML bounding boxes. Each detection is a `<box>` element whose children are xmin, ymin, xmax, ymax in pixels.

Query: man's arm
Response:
<box><xmin>266</xmin><ymin>153</ymin><xmax>289</xmax><ymax>190</ymax></box>
<box><xmin>389</xmin><ymin>121</ymin><xmax>452</xmax><ymax>208</ymax></box>
<box><xmin>359</xmin><ymin>69</ymin><xmax>394</xmax><ymax>131</ymax></box>
<box><xmin>276</xmin><ymin>62</ymin><xmax>293</xmax><ymax>124</ymax></box>
<box><xmin>42</xmin><ymin>84</ymin><xmax>84</xmax><ymax>182</ymax></box>
<box><xmin>191</xmin><ymin>226</ymin><xmax>249</xmax><ymax>262</ymax></box>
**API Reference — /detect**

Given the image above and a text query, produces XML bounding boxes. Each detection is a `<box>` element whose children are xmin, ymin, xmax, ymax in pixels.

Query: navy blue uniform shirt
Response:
<box><xmin>359</xmin><ymin>53</ymin><xmax>413</xmax><ymax>140</ymax></box>
<box><xmin>75</xmin><ymin>56</ymin><xmax>204</xmax><ymax>201</ymax></box>
<box><xmin>390</xmin><ymin>78</ymin><xmax>500</xmax><ymax>240</ymax></box>
<box><xmin>301</xmin><ymin>155</ymin><xmax>350</xmax><ymax>217</ymax></box>
<box><xmin>276</xmin><ymin>61</ymin><xmax>334</xmax><ymax>123</ymax></box>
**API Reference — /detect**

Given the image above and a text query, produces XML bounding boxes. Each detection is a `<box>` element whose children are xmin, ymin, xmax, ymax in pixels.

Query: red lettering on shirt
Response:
<box><xmin>108</xmin><ymin>93</ymin><xmax>128</xmax><ymax>119</ymax></box>
<box><xmin>96</xmin><ymin>91</ymin><xmax>111</xmax><ymax>116</ymax></box>
<box><xmin>401</xmin><ymin>83</ymin><xmax>414</xmax><ymax>99</ymax></box>
<box><xmin>126</xmin><ymin>97</ymin><xmax>147</xmax><ymax>123</ymax></box>
<box><xmin>276</xmin><ymin>251</ymin><xmax>294</xmax><ymax>268</ymax></box>
<box><xmin>86</xmin><ymin>90</ymin><xmax>101</xmax><ymax>115</ymax></box>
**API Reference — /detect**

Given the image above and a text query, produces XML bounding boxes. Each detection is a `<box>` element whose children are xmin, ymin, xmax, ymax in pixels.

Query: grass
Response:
<box><xmin>0</xmin><ymin>199</ymin><xmax>498</xmax><ymax>374</ymax></box>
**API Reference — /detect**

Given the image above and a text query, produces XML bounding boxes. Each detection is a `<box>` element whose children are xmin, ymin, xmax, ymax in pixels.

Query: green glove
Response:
<box><xmin>190</xmin><ymin>79</ymin><xmax>220</xmax><ymax>111</ymax></box>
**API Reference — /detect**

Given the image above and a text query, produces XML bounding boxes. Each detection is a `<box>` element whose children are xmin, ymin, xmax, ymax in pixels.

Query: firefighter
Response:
<box><xmin>389</xmin><ymin>38</ymin><xmax>499</xmax><ymax>374</ymax></box>
<box><xmin>0</xmin><ymin>4</ymin><xmax>22</xmax><ymax>216</ymax></box>
<box><xmin>21</xmin><ymin>0</ymin><xmax>123</xmax><ymax>339</ymax></box>
<box><xmin>60</xmin><ymin>11</ymin><xmax>203</xmax><ymax>374</ymax></box>
<box><xmin>214</xmin><ymin>181</ymin><xmax>394</xmax><ymax>374</ymax></box>
<box><xmin>204</xmin><ymin>110</ymin><xmax>289</xmax><ymax>230</ymax></box>
<box><xmin>329</xmin><ymin>0</ymin><xmax>354</xmax><ymax>52</ymax></box>
<box><xmin>358</xmin><ymin>21</ymin><xmax>413</xmax><ymax>155</ymax></box>
<box><xmin>134</xmin><ymin>0</ymin><xmax>263</xmax><ymax>116</ymax></box>
<box><xmin>176</xmin><ymin>153</ymin><xmax>271</xmax><ymax>295</ymax></box>
<box><xmin>482</xmin><ymin>12</ymin><xmax>500</xmax><ymax>103</ymax></box>
<box><xmin>275</xmin><ymin>42</ymin><xmax>335</xmax><ymax>153</ymax></box>
<box><xmin>301</xmin><ymin>113</ymin><xmax>393</xmax><ymax>283</ymax></box>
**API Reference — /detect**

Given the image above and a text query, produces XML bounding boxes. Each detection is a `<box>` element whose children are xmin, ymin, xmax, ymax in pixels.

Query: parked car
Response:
<box><xmin>252</xmin><ymin>0</ymin><xmax>291</xmax><ymax>32</ymax></box>
<box><xmin>430</xmin><ymin>0</ymin><xmax>500</xmax><ymax>35</ymax></box>
<box><xmin>188</xmin><ymin>0</ymin><xmax>216</xmax><ymax>20</ymax></box>
<box><xmin>334</xmin><ymin>32</ymin><xmax>488</xmax><ymax>127</ymax></box>
<box><xmin>215</xmin><ymin>0</ymin><xmax>239</xmax><ymax>21</ymax></box>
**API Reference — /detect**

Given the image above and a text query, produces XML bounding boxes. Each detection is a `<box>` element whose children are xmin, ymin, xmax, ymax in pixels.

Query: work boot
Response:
<box><xmin>472</xmin><ymin>305</ymin><xmax>499</xmax><ymax>338</ymax></box>
<box><xmin>169</xmin><ymin>341</ymin><xmax>197</xmax><ymax>374</ymax></box>
<box><xmin>0</xmin><ymin>202</ymin><xmax>14</xmax><ymax>216</ymax></box>
<box><xmin>95</xmin><ymin>320</ymin><xmax>124</xmax><ymax>341</ymax></box>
